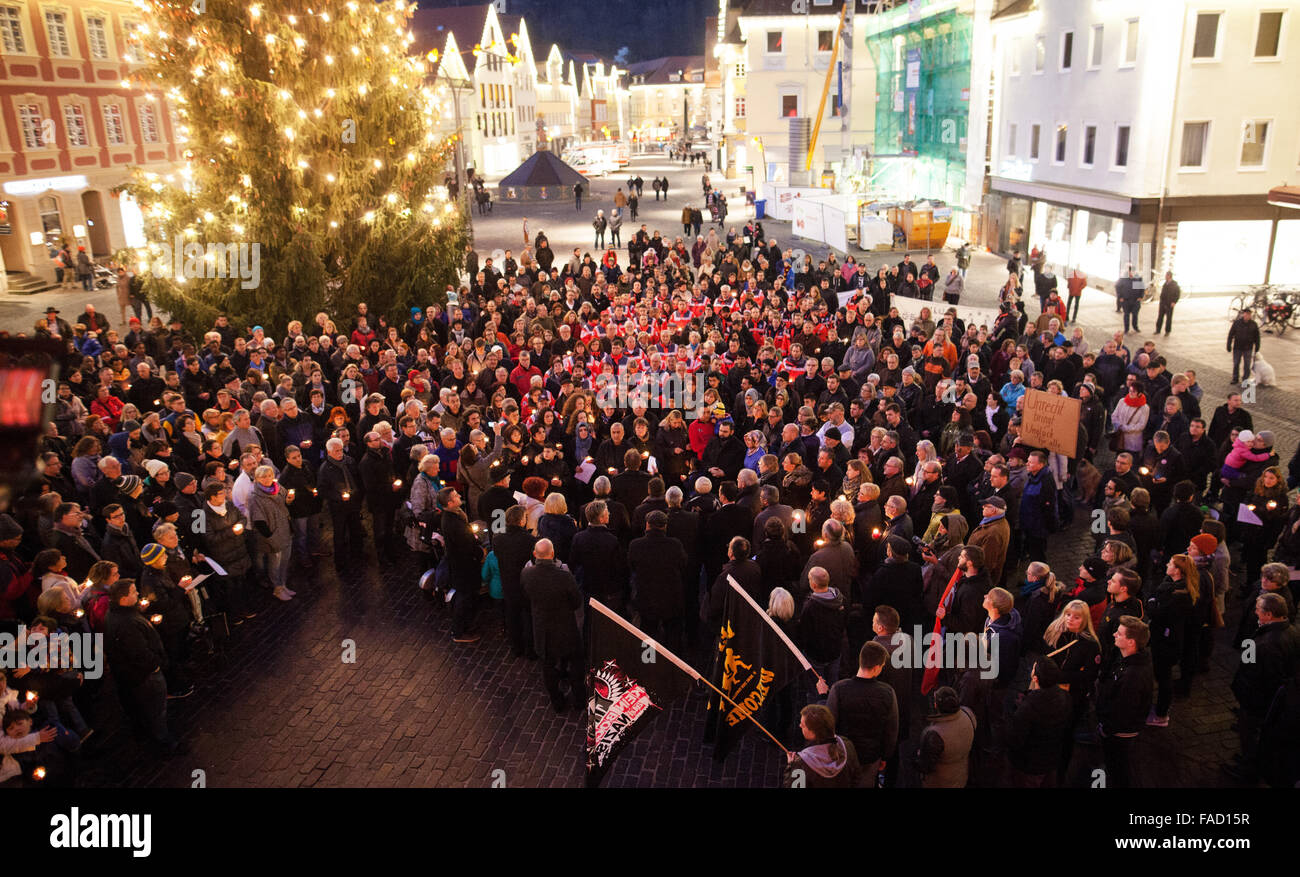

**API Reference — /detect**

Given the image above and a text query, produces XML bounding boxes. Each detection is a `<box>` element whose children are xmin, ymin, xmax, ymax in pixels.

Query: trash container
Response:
<box><xmin>754</xmin><ymin>199</ymin><xmax>767</xmax><ymax>219</ymax></box>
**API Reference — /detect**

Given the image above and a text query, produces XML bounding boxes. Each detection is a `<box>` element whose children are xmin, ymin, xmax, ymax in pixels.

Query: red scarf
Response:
<box><xmin>1122</xmin><ymin>392</ymin><xmax>1147</xmax><ymax>408</ymax></box>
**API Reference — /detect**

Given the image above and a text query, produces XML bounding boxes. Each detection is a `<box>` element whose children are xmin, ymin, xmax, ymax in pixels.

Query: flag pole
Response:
<box><xmin>589</xmin><ymin>598</ymin><xmax>790</xmax><ymax>756</ymax></box>
<box><xmin>727</xmin><ymin>576</ymin><xmax>813</xmax><ymax>670</ymax></box>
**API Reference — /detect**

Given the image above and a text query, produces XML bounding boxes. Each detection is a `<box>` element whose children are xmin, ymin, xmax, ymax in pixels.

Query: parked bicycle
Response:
<box><xmin>1235</xmin><ymin>284</ymin><xmax>1300</xmax><ymax>334</ymax></box>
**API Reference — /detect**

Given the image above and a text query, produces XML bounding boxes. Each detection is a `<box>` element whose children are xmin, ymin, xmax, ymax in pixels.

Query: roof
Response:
<box><xmin>990</xmin><ymin>0</ymin><xmax>1036</xmax><ymax>22</ymax></box>
<box><xmin>410</xmin><ymin>3</ymin><xmax>491</xmax><ymax>60</ymax></box>
<box><xmin>625</xmin><ymin>55</ymin><xmax>706</xmax><ymax>86</ymax></box>
<box><xmin>498</xmin><ymin>151</ymin><xmax>589</xmax><ymax>188</ymax></box>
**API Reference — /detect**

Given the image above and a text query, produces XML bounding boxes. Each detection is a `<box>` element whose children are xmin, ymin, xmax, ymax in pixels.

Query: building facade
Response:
<box><xmin>983</xmin><ymin>0</ymin><xmax>1300</xmax><ymax>289</ymax></box>
<box><xmin>535</xmin><ymin>44</ymin><xmax>578</xmax><ymax>153</ymax></box>
<box><xmin>0</xmin><ymin>0</ymin><xmax>180</xmax><ymax>291</ymax></box>
<box><xmin>626</xmin><ymin>55</ymin><xmax>707</xmax><ymax>147</ymax></box>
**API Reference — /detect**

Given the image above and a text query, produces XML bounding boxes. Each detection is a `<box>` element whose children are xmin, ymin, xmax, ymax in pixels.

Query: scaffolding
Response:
<box><xmin>863</xmin><ymin>1</ymin><xmax>972</xmax><ymax>206</ymax></box>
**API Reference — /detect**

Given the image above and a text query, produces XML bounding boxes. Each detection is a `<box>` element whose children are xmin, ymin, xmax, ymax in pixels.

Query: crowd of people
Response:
<box><xmin>3</xmin><ymin>209</ymin><xmax>1299</xmax><ymax>789</ymax></box>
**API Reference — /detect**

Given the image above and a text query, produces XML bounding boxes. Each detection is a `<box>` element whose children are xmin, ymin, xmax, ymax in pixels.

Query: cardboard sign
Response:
<box><xmin>1021</xmin><ymin>389</ymin><xmax>1081</xmax><ymax>458</ymax></box>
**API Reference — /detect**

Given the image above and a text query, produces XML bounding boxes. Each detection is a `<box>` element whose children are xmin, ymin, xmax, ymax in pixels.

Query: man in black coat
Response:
<box><xmin>700</xmin><ymin>420</ymin><xmax>746</xmax><ymax>482</ymax></box>
<box><xmin>569</xmin><ymin>500</ymin><xmax>626</xmax><ymax>616</ymax></box>
<box><xmin>523</xmin><ymin>538</ymin><xmax>584</xmax><ymax>712</ymax></box>
<box><xmin>100</xmin><ymin>504</ymin><xmax>143</xmax><ymax>580</ymax></box>
<box><xmin>827</xmin><ymin>641</ymin><xmax>899</xmax><ymax>779</ymax></box>
<box><xmin>942</xmin><ymin>545</ymin><xmax>992</xmax><ymax>637</ymax></box>
<box><xmin>611</xmin><ymin>448</ymin><xmax>653</xmax><ymax>511</ymax></box>
<box><xmin>104</xmin><ymin>578</ymin><xmax>180</xmax><ymax>753</ymax></box>
<box><xmin>439</xmin><ymin>488</ymin><xmax>483</xmax><ymax>643</ymax></box>
<box><xmin>51</xmin><ymin>503</ymin><xmax>101</xmax><ymax>582</ymax></box>
<box><xmin>1227</xmin><ymin>593</ymin><xmax>1299</xmax><ymax>783</ymax></box>
<box><xmin>627</xmin><ymin>511</ymin><xmax>688</xmax><ymax>653</ymax></box>
<box><xmin>358</xmin><ymin>431</ymin><xmax>399</xmax><ymax>558</ymax></box>
<box><xmin>630</xmin><ymin>477</ymin><xmax>670</xmax><ymax>536</ymax></box>
<box><xmin>1005</xmin><ymin>658</ymin><xmax>1072</xmax><ymax>787</ymax></box>
<box><xmin>701</xmin><ymin>482</ymin><xmax>754</xmax><ymax>591</ymax></box>
<box><xmin>864</xmin><ymin>536</ymin><xmax>925</xmax><ymax>633</ymax></box>
<box><xmin>319</xmin><ymin>438</ymin><xmax>366</xmax><ymax>569</ymax></box>
<box><xmin>494</xmin><ymin>506</ymin><xmax>538</xmax><ymax>657</ymax></box>
<box><xmin>1096</xmin><ymin>616</ymin><xmax>1154</xmax><ymax>788</ymax></box>
<box><xmin>1226</xmin><ymin>310</ymin><xmax>1261</xmax><ymax>385</ymax></box>
<box><xmin>665</xmin><ymin>488</ymin><xmax>703</xmax><ymax>644</ymax></box>
<box><xmin>705</xmin><ymin>537</ymin><xmax>765</xmax><ymax>633</ymax></box>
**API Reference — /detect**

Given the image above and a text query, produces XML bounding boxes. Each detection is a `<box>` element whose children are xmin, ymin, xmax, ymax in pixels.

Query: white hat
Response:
<box><xmin>143</xmin><ymin>459</ymin><xmax>169</xmax><ymax>479</ymax></box>
<box><xmin>1237</xmin><ymin>430</ymin><xmax>1254</xmax><ymax>444</ymax></box>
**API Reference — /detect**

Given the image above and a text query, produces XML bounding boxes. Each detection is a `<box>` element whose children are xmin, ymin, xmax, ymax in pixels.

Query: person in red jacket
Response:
<box><xmin>0</xmin><ymin>515</ymin><xmax>37</xmax><ymax>622</ymax></box>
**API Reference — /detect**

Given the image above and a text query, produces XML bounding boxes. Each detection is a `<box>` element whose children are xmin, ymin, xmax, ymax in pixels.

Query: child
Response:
<box><xmin>1220</xmin><ymin>430</ymin><xmax>1272</xmax><ymax>481</ymax></box>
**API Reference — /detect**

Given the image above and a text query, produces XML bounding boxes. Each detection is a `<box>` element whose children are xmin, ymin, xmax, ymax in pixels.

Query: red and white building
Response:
<box><xmin>0</xmin><ymin>0</ymin><xmax>180</xmax><ymax>292</ymax></box>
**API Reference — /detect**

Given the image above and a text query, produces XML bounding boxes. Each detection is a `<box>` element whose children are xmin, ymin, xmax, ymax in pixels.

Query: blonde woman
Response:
<box><xmin>1020</xmin><ymin>561</ymin><xmax>1065</xmax><ymax>646</ymax></box>
<box><xmin>1041</xmin><ymin>598</ymin><xmax>1103</xmax><ymax>766</ymax></box>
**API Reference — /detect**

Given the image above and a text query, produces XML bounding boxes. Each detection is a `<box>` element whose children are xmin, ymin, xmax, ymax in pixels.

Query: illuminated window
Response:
<box><xmin>64</xmin><ymin>103</ymin><xmax>89</xmax><ymax>146</ymax></box>
<box><xmin>44</xmin><ymin>10</ymin><xmax>70</xmax><ymax>56</ymax></box>
<box><xmin>0</xmin><ymin>5</ymin><xmax>26</xmax><ymax>53</ymax></box>
<box><xmin>18</xmin><ymin>104</ymin><xmax>43</xmax><ymax>149</ymax></box>
<box><xmin>103</xmin><ymin>103</ymin><xmax>125</xmax><ymax>145</ymax></box>
<box><xmin>138</xmin><ymin>103</ymin><xmax>160</xmax><ymax>143</ymax></box>
<box><xmin>86</xmin><ymin>15</ymin><xmax>109</xmax><ymax>59</ymax></box>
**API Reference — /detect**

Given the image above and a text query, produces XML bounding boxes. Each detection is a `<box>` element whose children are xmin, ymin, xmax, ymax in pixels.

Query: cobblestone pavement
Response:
<box><xmin>16</xmin><ymin>154</ymin><xmax>1294</xmax><ymax>788</ymax></box>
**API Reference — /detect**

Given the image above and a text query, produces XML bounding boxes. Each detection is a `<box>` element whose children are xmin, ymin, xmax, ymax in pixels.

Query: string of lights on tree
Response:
<box><xmin>117</xmin><ymin>0</ymin><xmax>467</xmax><ymax>329</ymax></box>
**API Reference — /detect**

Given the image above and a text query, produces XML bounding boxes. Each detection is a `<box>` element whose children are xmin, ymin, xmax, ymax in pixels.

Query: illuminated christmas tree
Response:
<box><xmin>120</xmin><ymin>0</ymin><xmax>467</xmax><ymax>331</ymax></box>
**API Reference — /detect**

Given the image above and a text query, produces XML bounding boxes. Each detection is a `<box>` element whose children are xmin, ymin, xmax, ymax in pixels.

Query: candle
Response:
<box><xmin>641</xmin><ymin>451</ymin><xmax>649</xmax><ymax>458</ymax></box>
<box><xmin>521</xmin><ymin>456</ymin><xmax>529</xmax><ymax>464</ymax></box>
<box><xmin>872</xmin><ymin>527</ymin><xmax>881</xmax><ymax>539</ymax></box>
<box><xmin>288</xmin><ymin>489</ymin><xmax>296</xmax><ymax>501</ymax></box>
<box><xmin>608</xmin><ymin>467</ymin><xmax>616</xmax><ymax>474</ymax></box>
<box><xmin>233</xmin><ymin>522</ymin><xmax>244</xmax><ymax>534</ymax></box>
<box><xmin>32</xmin><ymin>767</ymin><xmax>46</xmax><ymax>781</ymax></box>
<box><xmin>341</xmin><ymin>491</ymin><xmax>351</xmax><ymax>501</ymax></box>
<box><xmin>471</xmin><ymin>523</ymin><xmax>480</xmax><ymax>533</ymax></box>
<box><xmin>1139</xmin><ymin>467</ymin><xmax>1150</xmax><ymax>476</ymax></box>
<box><xmin>150</xmin><ymin>614</ymin><xmax>163</xmax><ymax>624</ymax></box>
<box><xmin>24</xmin><ymin>691</ymin><xmax>36</xmax><ymax>702</ymax></box>
<box><xmin>815</xmin><ymin>539</ymin><xmax>825</xmax><ymax>547</ymax></box>
<box><xmin>74</xmin><ymin>609</ymin><xmax>85</xmax><ymax>618</ymax></box>
<box><xmin>139</xmin><ymin>598</ymin><xmax>150</xmax><ymax>609</ymax></box>
<box><xmin>301</xmin><ymin>439</ymin><xmax>312</xmax><ymax>448</ymax></box>
<box><xmin>1248</xmin><ymin>504</ymin><xmax>1257</xmax><ymax>512</ymax></box>
<box><xmin>1268</xmin><ymin>500</ymin><xmax>1279</xmax><ymax>510</ymax></box>
<box><xmin>312</xmin><ymin>488</ymin><xmax>319</xmax><ymax>496</ymax></box>
<box><xmin>393</xmin><ymin>479</ymin><xmax>402</xmax><ymax>489</ymax></box>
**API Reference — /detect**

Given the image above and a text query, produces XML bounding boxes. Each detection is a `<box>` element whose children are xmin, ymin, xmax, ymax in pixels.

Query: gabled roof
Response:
<box><xmin>625</xmin><ymin>56</ymin><xmax>706</xmax><ymax>86</ymax></box>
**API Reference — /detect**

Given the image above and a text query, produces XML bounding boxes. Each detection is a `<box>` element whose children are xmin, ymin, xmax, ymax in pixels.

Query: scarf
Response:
<box><xmin>979</xmin><ymin>512</ymin><xmax>1006</xmax><ymax>526</ymax></box>
<box><xmin>1122</xmin><ymin>392</ymin><xmax>1147</xmax><ymax>408</ymax></box>
<box><xmin>257</xmin><ymin>482</ymin><xmax>280</xmax><ymax>496</ymax></box>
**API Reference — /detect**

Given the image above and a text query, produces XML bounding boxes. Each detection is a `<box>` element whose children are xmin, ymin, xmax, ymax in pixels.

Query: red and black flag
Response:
<box><xmin>586</xmin><ymin>598</ymin><xmax>698</xmax><ymax>787</ymax></box>
<box><xmin>706</xmin><ymin>576</ymin><xmax>809</xmax><ymax>760</ymax></box>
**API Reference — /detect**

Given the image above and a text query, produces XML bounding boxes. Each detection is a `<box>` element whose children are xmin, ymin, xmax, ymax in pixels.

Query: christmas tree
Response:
<box><xmin>119</xmin><ymin>0</ymin><xmax>467</xmax><ymax>332</ymax></box>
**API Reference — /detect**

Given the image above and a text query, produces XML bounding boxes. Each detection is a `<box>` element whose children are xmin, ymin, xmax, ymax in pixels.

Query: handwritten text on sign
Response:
<box><xmin>1021</xmin><ymin>389</ymin><xmax>1081</xmax><ymax>458</ymax></box>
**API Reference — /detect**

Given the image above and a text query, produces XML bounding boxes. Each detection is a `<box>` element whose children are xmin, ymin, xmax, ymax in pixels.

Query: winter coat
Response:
<box><xmin>198</xmin><ymin>502</ymin><xmax>252</xmax><ymax>577</ymax></box>
<box><xmin>783</xmin><ymin>736</ymin><xmax>866</xmax><ymax>788</ymax></box>
<box><xmin>247</xmin><ymin>484</ymin><xmax>292</xmax><ymax>554</ymax></box>
<box><xmin>627</xmin><ymin>531</ymin><xmax>688</xmax><ymax>619</ymax></box>
<box><xmin>523</xmin><ymin>559</ymin><xmax>582</xmax><ymax>658</ymax></box>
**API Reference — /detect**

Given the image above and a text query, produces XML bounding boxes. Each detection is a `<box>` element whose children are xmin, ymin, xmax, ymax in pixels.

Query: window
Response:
<box><xmin>1009</xmin><ymin>37</ymin><xmax>1020</xmax><ymax>74</ymax></box>
<box><xmin>1006</xmin><ymin>123</ymin><xmax>1017</xmax><ymax>157</ymax></box>
<box><xmin>1060</xmin><ymin>31</ymin><xmax>1073</xmax><ymax>70</ymax></box>
<box><xmin>122</xmin><ymin>19</ymin><xmax>142</xmax><ymax>62</ymax></box>
<box><xmin>1122</xmin><ymin>19</ymin><xmax>1139</xmax><ymax>66</ymax></box>
<box><xmin>1030</xmin><ymin>123</ymin><xmax>1041</xmax><ymax>160</ymax></box>
<box><xmin>86</xmin><ymin>15</ymin><xmax>108</xmax><ymax>59</ymax></box>
<box><xmin>0</xmin><ymin>5</ymin><xmax>25</xmax><ymax>53</ymax></box>
<box><xmin>1034</xmin><ymin>36</ymin><xmax>1045</xmax><ymax>72</ymax></box>
<box><xmin>63</xmin><ymin>103</ymin><xmax>88</xmax><ymax>146</ymax></box>
<box><xmin>1192</xmin><ymin>12</ymin><xmax>1220</xmax><ymax>59</ymax></box>
<box><xmin>18</xmin><ymin>104</ymin><xmax>43</xmax><ymax>149</ymax></box>
<box><xmin>1114</xmin><ymin>125</ymin><xmax>1130</xmax><ymax>168</ymax></box>
<box><xmin>817</xmin><ymin>30</ymin><xmax>833</xmax><ymax>52</ymax></box>
<box><xmin>138</xmin><ymin>103</ymin><xmax>159</xmax><ymax>143</ymax></box>
<box><xmin>781</xmin><ymin>94</ymin><xmax>798</xmax><ymax>117</ymax></box>
<box><xmin>1240</xmin><ymin>120</ymin><xmax>1271</xmax><ymax>168</ymax></box>
<box><xmin>1089</xmin><ymin>24</ymin><xmax>1103</xmax><ymax>68</ymax></box>
<box><xmin>1255</xmin><ymin>11</ymin><xmax>1284</xmax><ymax>58</ymax></box>
<box><xmin>766</xmin><ymin>31</ymin><xmax>783</xmax><ymax>53</ymax></box>
<box><xmin>103</xmin><ymin>104</ymin><xmax>125</xmax><ymax>144</ymax></box>
<box><xmin>734</xmin><ymin>96</ymin><xmax>746</xmax><ymax>118</ymax></box>
<box><xmin>1179</xmin><ymin>121</ymin><xmax>1209</xmax><ymax>168</ymax></box>
<box><xmin>1054</xmin><ymin>124</ymin><xmax>1068</xmax><ymax>163</ymax></box>
<box><xmin>44</xmin><ymin>10</ymin><xmax>70</xmax><ymax>56</ymax></box>
<box><xmin>1082</xmin><ymin>124</ymin><xmax>1097</xmax><ymax>166</ymax></box>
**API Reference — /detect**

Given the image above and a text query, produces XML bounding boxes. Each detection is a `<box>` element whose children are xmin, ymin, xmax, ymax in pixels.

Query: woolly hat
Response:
<box><xmin>142</xmin><ymin>459</ymin><xmax>169</xmax><ymax>479</ymax></box>
<box><xmin>1191</xmin><ymin>533</ymin><xmax>1219</xmax><ymax>556</ymax></box>
<box><xmin>140</xmin><ymin>543</ymin><xmax>166</xmax><ymax>566</ymax></box>
<box><xmin>1237</xmin><ymin>430</ymin><xmax>1254</xmax><ymax>444</ymax></box>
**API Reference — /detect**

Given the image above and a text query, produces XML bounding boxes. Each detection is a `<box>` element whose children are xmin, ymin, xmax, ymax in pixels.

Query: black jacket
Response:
<box><xmin>104</xmin><ymin>603</ymin><xmax>168</xmax><ymax>689</ymax></box>
<box><xmin>627</xmin><ymin>531</ymin><xmax>688</xmax><ymax>619</ymax></box>
<box><xmin>797</xmin><ymin>588</ymin><xmax>848</xmax><ymax>664</ymax></box>
<box><xmin>319</xmin><ymin>454</ymin><xmax>363</xmax><ymax>509</ymax></box>
<box><xmin>568</xmin><ymin>524</ymin><xmax>624</xmax><ymax>599</ymax></box>
<box><xmin>1232</xmin><ymin>621</ymin><xmax>1300</xmax><ymax>714</ymax></box>
<box><xmin>864</xmin><ymin>559</ymin><xmax>925</xmax><ymax>632</ymax></box>
<box><xmin>702</xmin><ymin>502</ymin><xmax>754</xmax><ymax>577</ymax></box>
<box><xmin>706</xmin><ymin>558</ymin><xmax>764</xmax><ymax>630</ymax></box>
<box><xmin>1227</xmin><ymin>317</ymin><xmax>1261</xmax><ymax>353</ymax></box>
<box><xmin>1006</xmin><ymin>686</ymin><xmax>1072</xmax><ymax>774</ymax></box>
<box><xmin>1145</xmin><ymin>577</ymin><xmax>1193</xmax><ymax>661</ymax></box>
<box><xmin>100</xmin><ymin>525</ymin><xmax>142</xmax><ymax>580</ymax></box>
<box><xmin>949</xmin><ymin>572</ymin><xmax>992</xmax><ymax>635</ymax></box>
<box><xmin>278</xmin><ymin>462</ymin><xmax>323</xmax><ymax>518</ymax></box>
<box><xmin>523</xmin><ymin>559</ymin><xmax>582</xmax><ymax>658</ymax></box>
<box><xmin>494</xmin><ymin>526</ymin><xmax>537</xmax><ymax>601</ymax></box>
<box><xmin>827</xmin><ymin>676</ymin><xmax>899</xmax><ymax>765</ymax></box>
<box><xmin>1097</xmin><ymin>647</ymin><xmax>1154</xmax><ymax>736</ymax></box>
<box><xmin>358</xmin><ymin>447</ymin><xmax>397</xmax><ymax>511</ymax></box>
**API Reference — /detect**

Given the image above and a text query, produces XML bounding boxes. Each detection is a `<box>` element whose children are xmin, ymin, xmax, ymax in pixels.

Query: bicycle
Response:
<box><xmin>1229</xmin><ymin>284</ymin><xmax>1274</xmax><ymax>319</ymax></box>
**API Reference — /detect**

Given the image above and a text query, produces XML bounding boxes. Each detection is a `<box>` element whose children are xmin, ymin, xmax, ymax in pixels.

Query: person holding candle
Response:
<box><xmin>248</xmin><ymin>466</ymin><xmax>294</xmax><ymax>602</ymax></box>
<box><xmin>103</xmin><ymin>578</ymin><xmax>183</xmax><ymax>756</ymax></box>
<box><xmin>278</xmin><ymin>445</ymin><xmax>324</xmax><ymax>566</ymax></box>
<box><xmin>138</xmin><ymin>543</ymin><xmax>195</xmax><ymax>697</ymax></box>
<box><xmin>319</xmin><ymin>437</ymin><xmax>366</xmax><ymax>572</ymax></box>
<box><xmin>359</xmin><ymin>431</ymin><xmax>400</xmax><ymax>562</ymax></box>
<box><xmin>195</xmin><ymin>484</ymin><xmax>256</xmax><ymax>623</ymax></box>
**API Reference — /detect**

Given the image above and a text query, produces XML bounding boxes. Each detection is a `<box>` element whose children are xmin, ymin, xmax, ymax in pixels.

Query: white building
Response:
<box><xmin>985</xmin><ymin>0</ymin><xmax>1300</xmax><ymax>289</ymax></box>
<box><xmin>536</xmin><ymin>44</ymin><xmax>580</xmax><ymax>153</ymax></box>
<box><xmin>626</xmin><ymin>56</ymin><xmax>707</xmax><ymax>147</ymax></box>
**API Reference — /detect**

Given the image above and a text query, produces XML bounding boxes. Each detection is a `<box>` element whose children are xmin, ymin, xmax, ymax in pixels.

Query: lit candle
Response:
<box><xmin>1268</xmin><ymin>500</ymin><xmax>1279</xmax><ymax>510</ymax></box>
<box><xmin>288</xmin><ymin>489</ymin><xmax>296</xmax><ymax>501</ymax></box>
<box><xmin>139</xmin><ymin>598</ymin><xmax>151</xmax><ymax>609</ymax></box>
<box><xmin>74</xmin><ymin>609</ymin><xmax>85</xmax><ymax>618</ymax></box>
<box><xmin>393</xmin><ymin>479</ymin><xmax>402</xmax><ymax>489</ymax></box>
<box><xmin>24</xmin><ymin>691</ymin><xmax>36</xmax><ymax>702</ymax></box>
<box><xmin>1139</xmin><ymin>467</ymin><xmax>1150</xmax><ymax>476</ymax></box>
<box><xmin>312</xmin><ymin>488</ymin><xmax>319</xmax><ymax>496</ymax></box>
<box><xmin>872</xmin><ymin>527</ymin><xmax>881</xmax><ymax>539</ymax></box>
<box><xmin>471</xmin><ymin>523</ymin><xmax>480</xmax><ymax>533</ymax></box>
<box><xmin>32</xmin><ymin>767</ymin><xmax>46</xmax><ymax>781</ymax></box>
<box><xmin>341</xmin><ymin>491</ymin><xmax>351</xmax><ymax>501</ymax></box>
<box><xmin>1248</xmin><ymin>504</ymin><xmax>1257</xmax><ymax>512</ymax></box>
<box><xmin>815</xmin><ymin>539</ymin><xmax>825</xmax><ymax>547</ymax></box>
<box><xmin>521</xmin><ymin>456</ymin><xmax>530</xmax><ymax>464</ymax></box>
<box><xmin>641</xmin><ymin>451</ymin><xmax>649</xmax><ymax>458</ymax></box>
<box><xmin>233</xmin><ymin>522</ymin><xmax>244</xmax><ymax>534</ymax></box>
<box><xmin>150</xmin><ymin>614</ymin><xmax>163</xmax><ymax>624</ymax></box>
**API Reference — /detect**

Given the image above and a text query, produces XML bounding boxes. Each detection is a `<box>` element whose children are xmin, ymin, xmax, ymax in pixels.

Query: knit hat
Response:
<box><xmin>174</xmin><ymin>472</ymin><xmax>197</xmax><ymax>490</ymax></box>
<box><xmin>1081</xmin><ymin>556</ymin><xmax>1109</xmax><ymax>581</ymax></box>
<box><xmin>1257</xmin><ymin>430</ymin><xmax>1275</xmax><ymax>446</ymax></box>
<box><xmin>117</xmin><ymin>474</ymin><xmax>142</xmax><ymax>495</ymax></box>
<box><xmin>824</xmin><ymin>426</ymin><xmax>841</xmax><ymax>441</ymax></box>
<box><xmin>1237</xmin><ymin>430</ymin><xmax>1254</xmax><ymax>444</ymax></box>
<box><xmin>1191</xmin><ymin>533</ymin><xmax>1219</xmax><ymax>556</ymax></box>
<box><xmin>140</xmin><ymin>543</ymin><xmax>166</xmax><ymax>566</ymax></box>
<box><xmin>143</xmin><ymin>459</ymin><xmax>169</xmax><ymax>479</ymax></box>
<box><xmin>0</xmin><ymin>514</ymin><xmax>22</xmax><ymax>541</ymax></box>
<box><xmin>154</xmin><ymin>501</ymin><xmax>179</xmax><ymax>520</ymax></box>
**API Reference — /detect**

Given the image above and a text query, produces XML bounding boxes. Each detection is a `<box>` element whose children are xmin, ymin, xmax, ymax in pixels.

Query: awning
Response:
<box><xmin>1268</xmin><ymin>186</ymin><xmax>1300</xmax><ymax>209</ymax></box>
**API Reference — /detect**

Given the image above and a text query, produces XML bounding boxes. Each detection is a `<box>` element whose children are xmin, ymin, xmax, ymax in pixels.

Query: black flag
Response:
<box><xmin>586</xmin><ymin>599</ymin><xmax>698</xmax><ymax>787</ymax></box>
<box><xmin>707</xmin><ymin>576</ymin><xmax>809</xmax><ymax>759</ymax></box>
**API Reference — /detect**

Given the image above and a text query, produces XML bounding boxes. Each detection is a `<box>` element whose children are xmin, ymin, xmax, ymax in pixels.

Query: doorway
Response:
<box><xmin>81</xmin><ymin>190</ymin><xmax>110</xmax><ymax>257</ymax></box>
